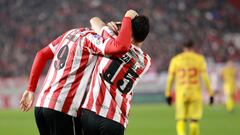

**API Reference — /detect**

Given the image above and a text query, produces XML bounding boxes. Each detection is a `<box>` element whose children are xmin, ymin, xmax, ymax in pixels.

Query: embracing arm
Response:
<box><xmin>87</xmin><ymin>10</ymin><xmax>138</xmax><ymax>55</ymax></box>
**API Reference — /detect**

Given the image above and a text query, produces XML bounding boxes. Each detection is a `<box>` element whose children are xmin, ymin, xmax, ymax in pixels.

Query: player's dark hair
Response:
<box><xmin>132</xmin><ymin>15</ymin><xmax>150</xmax><ymax>42</ymax></box>
<box><xmin>182</xmin><ymin>40</ymin><xmax>194</xmax><ymax>48</ymax></box>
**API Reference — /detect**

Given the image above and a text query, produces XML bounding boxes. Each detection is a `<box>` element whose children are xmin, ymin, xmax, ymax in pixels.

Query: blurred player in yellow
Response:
<box><xmin>221</xmin><ymin>59</ymin><xmax>238</xmax><ymax>112</ymax></box>
<box><xmin>165</xmin><ymin>40</ymin><xmax>214</xmax><ymax>135</ymax></box>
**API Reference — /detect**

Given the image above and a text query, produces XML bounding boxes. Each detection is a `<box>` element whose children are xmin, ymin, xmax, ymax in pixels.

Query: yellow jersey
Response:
<box><xmin>222</xmin><ymin>63</ymin><xmax>237</xmax><ymax>93</ymax></box>
<box><xmin>165</xmin><ymin>51</ymin><xmax>213</xmax><ymax>101</ymax></box>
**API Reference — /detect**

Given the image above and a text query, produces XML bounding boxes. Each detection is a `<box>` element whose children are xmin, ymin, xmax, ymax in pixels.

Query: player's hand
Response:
<box><xmin>166</xmin><ymin>96</ymin><xmax>172</xmax><ymax>106</ymax></box>
<box><xmin>124</xmin><ymin>9</ymin><xmax>138</xmax><ymax>19</ymax></box>
<box><xmin>209</xmin><ymin>96</ymin><xmax>214</xmax><ymax>105</ymax></box>
<box><xmin>107</xmin><ymin>21</ymin><xmax>122</xmax><ymax>33</ymax></box>
<box><xmin>107</xmin><ymin>21</ymin><xmax>119</xmax><ymax>32</ymax></box>
<box><xmin>20</xmin><ymin>90</ymin><xmax>34</xmax><ymax>112</ymax></box>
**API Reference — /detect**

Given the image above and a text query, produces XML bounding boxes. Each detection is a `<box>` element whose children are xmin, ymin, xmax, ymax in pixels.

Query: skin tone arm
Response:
<box><xmin>90</xmin><ymin>9</ymin><xmax>138</xmax><ymax>35</ymax></box>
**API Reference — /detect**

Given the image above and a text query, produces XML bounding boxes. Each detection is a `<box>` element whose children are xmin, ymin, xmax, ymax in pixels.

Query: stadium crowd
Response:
<box><xmin>0</xmin><ymin>0</ymin><xmax>240</xmax><ymax>77</ymax></box>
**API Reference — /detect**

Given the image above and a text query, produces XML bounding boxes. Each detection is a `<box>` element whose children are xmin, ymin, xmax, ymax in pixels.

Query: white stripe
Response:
<box><xmin>93</xmin><ymin>58</ymin><xmax>109</xmax><ymax>112</ymax></box>
<box><xmin>97</xmin><ymin>58</ymin><xmax>112</xmax><ymax>116</ymax></box>
<box><xmin>43</xmin><ymin>35</ymin><xmax>76</xmax><ymax>108</ymax></box>
<box><xmin>48</xmin><ymin>43</ymin><xmax>56</xmax><ymax>53</ymax></box>
<box><xmin>36</xmin><ymin>29</ymin><xmax>78</xmax><ymax>107</ymax></box>
<box><xmin>36</xmin><ymin>63</ymin><xmax>55</xmax><ymax>106</ymax></box>
<box><xmin>67</xmin><ymin>53</ymin><xmax>97</xmax><ymax>116</ymax></box>
<box><xmin>112</xmin><ymin>90</ymin><xmax>123</xmax><ymax>123</ymax></box>
<box><xmin>54</xmin><ymin>38</ymin><xmax>82</xmax><ymax>112</ymax></box>
<box><xmin>99</xmin><ymin>82</ymin><xmax>111</xmax><ymax>117</ymax></box>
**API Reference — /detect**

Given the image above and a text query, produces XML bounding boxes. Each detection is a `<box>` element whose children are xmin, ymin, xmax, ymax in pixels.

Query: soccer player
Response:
<box><xmin>19</xmin><ymin>10</ymin><xmax>138</xmax><ymax>135</ymax></box>
<box><xmin>165</xmin><ymin>40</ymin><xmax>214</xmax><ymax>135</ymax></box>
<box><xmin>221</xmin><ymin>59</ymin><xmax>238</xmax><ymax>112</ymax></box>
<box><xmin>80</xmin><ymin>15</ymin><xmax>151</xmax><ymax>135</ymax></box>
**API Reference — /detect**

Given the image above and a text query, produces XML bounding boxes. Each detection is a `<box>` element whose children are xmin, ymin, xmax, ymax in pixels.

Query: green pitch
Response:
<box><xmin>0</xmin><ymin>104</ymin><xmax>239</xmax><ymax>135</ymax></box>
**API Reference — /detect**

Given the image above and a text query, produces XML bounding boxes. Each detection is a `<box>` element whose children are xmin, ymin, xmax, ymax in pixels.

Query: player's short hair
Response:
<box><xmin>182</xmin><ymin>40</ymin><xmax>194</xmax><ymax>48</ymax></box>
<box><xmin>132</xmin><ymin>15</ymin><xmax>150</xmax><ymax>42</ymax></box>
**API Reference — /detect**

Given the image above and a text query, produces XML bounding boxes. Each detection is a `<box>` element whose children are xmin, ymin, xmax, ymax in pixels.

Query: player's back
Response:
<box><xmin>222</xmin><ymin>64</ymin><xmax>237</xmax><ymax>84</ymax></box>
<box><xmin>83</xmin><ymin>45</ymin><xmax>151</xmax><ymax>127</ymax></box>
<box><xmin>171</xmin><ymin>51</ymin><xmax>206</xmax><ymax>100</ymax></box>
<box><xmin>36</xmin><ymin>28</ymin><xmax>107</xmax><ymax>116</ymax></box>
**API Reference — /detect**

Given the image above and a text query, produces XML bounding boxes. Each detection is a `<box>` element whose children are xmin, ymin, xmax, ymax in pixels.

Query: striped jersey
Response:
<box><xmin>35</xmin><ymin>27</ymin><xmax>124</xmax><ymax>117</ymax></box>
<box><xmin>82</xmin><ymin>27</ymin><xmax>151</xmax><ymax>127</ymax></box>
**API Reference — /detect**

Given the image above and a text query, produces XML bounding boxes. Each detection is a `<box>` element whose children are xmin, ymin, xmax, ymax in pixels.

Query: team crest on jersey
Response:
<box><xmin>91</xmin><ymin>34</ymin><xmax>102</xmax><ymax>46</ymax></box>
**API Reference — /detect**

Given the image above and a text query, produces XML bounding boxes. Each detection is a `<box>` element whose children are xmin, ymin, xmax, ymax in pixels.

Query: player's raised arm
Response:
<box><xmin>85</xmin><ymin>10</ymin><xmax>138</xmax><ymax>55</ymax></box>
<box><xmin>90</xmin><ymin>17</ymin><xmax>117</xmax><ymax>39</ymax></box>
<box><xmin>90</xmin><ymin>17</ymin><xmax>106</xmax><ymax>35</ymax></box>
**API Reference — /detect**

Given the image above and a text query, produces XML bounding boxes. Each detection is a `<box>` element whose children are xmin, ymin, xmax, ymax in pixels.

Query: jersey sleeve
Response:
<box><xmin>165</xmin><ymin>58</ymin><xmax>176</xmax><ymax>97</ymax></box>
<box><xmin>200</xmin><ymin>57</ymin><xmax>214</xmax><ymax>96</ymax></box>
<box><xmin>84</xmin><ymin>17</ymin><xmax>132</xmax><ymax>55</ymax></box>
<box><xmin>27</xmin><ymin>46</ymin><xmax>54</xmax><ymax>92</ymax></box>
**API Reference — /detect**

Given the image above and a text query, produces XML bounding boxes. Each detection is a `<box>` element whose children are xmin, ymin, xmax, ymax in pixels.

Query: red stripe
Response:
<box><xmin>85</xmin><ymin>57</ymin><xmax>103</xmax><ymax>110</ymax></box>
<box><xmin>40</xmin><ymin>30</ymin><xmax>77</xmax><ymax>107</ymax></box>
<box><xmin>106</xmin><ymin>61</ymin><xmax>129</xmax><ymax>119</ymax></box>
<box><xmin>61</xmin><ymin>46</ymin><xmax>90</xmax><ymax>113</ymax></box>
<box><xmin>119</xmin><ymin>94</ymin><xmax>127</xmax><ymax>125</ymax></box>
<box><xmin>40</xmin><ymin>70</ymin><xmax>57</xmax><ymax>107</ymax></box>
<box><xmin>105</xmin><ymin>91</ymin><xmax>117</xmax><ymax>119</ymax></box>
<box><xmin>36</xmin><ymin>61</ymin><xmax>53</xmax><ymax>106</ymax></box>
<box><xmin>95</xmin><ymin>78</ymin><xmax>107</xmax><ymax>114</ymax></box>
<box><xmin>108</xmin><ymin>64</ymin><xmax>129</xmax><ymax>121</ymax></box>
<box><xmin>95</xmin><ymin>59</ymin><xmax>112</xmax><ymax>114</ymax></box>
<box><xmin>48</xmin><ymin>39</ymin><xmax>79</xmax><ymax>109</ymax></box>
<box><xmin>118</xmin><ymin>54</ymin><xmax>149</xmax><ymax>125</ymax></box>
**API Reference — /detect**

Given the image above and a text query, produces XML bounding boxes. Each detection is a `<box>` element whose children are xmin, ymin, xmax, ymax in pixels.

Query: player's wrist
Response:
<box><xmin>26</xmin><ymin>89</ymin><xmax>35</xmax><ymax>94</ymax></box>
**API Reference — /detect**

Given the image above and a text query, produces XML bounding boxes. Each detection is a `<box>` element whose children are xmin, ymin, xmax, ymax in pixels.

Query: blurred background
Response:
<box><xmin>0</xmin><ymin>0</ymin><xmax>240</xmax><ymax>135</ymax></box>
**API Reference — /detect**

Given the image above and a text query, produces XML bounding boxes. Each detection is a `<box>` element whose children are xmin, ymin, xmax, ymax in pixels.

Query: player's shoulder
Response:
<box><xmin>194</xmin><ymin>52</ymin><xmax>206</xmax><ymax>62</ymax></box>
<box><xmin>186</xmin><ymin>51</ymin><xmax>205</xmax><ymax>61</ymax></box>
<box><xmin>135</xmin><ymin>47</ymin><xmax>151</xmax><ymax>66</ymax></box>
<box><xmin>144</xmin><ymin>52</ymin><xmax>151</xmax><ymax>61</ymax></box>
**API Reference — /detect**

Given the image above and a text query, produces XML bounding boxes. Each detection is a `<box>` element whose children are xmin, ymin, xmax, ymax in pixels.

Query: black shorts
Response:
<box><xmin>34</xmin><ymin>107</ymin><xmax>83</xmax><ymax>135</ymax></box>
<box><xmin>80</xmin><ymin>109</ymin><xmax>125</xmax><ymax>135</ymax></box>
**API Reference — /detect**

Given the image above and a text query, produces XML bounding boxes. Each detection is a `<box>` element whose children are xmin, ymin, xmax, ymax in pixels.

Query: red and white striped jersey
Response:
<box><xmin>82</xmin><ymin>27</ymin><xmax>151</xmax><ymax>127</ymax></box>
<box><xmin>35</xmin><ymin>27</ymin><xmax>128</xmax><ymax>117</ymax></box>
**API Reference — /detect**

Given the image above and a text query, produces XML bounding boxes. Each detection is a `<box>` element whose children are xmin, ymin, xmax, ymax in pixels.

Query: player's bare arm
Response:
<box><xmin>90</xmin><ymin>17</ymin><xmax>106</xmax><ymax>35</ymax></box>
<box><xmin>90</xmin><ymin>9</ymin><xmax>138</xmax><ymax>35</ymax></box>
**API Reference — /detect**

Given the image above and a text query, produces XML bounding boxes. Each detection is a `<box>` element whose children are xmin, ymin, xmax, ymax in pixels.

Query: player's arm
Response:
<box><xmin>20</xmin><ymin>46</ymin><xmax>54</xmax><ymax>112</ymax></box>
<box><xmin>201</xmin><ymin>57</ymin><xmax>214</xmax><ymax>105</ymax></box>
<box><xmin>90</xmin><ymin>17</ymin><xmax>118</xmax><ymax>40</ymax></box>
<box><xmin>85</xmin><ymin>10</ymin><xmax>138</xmax><ymax>55</ymax></box>
<box><xmin>165</xmin><ymin>58</ymin><xmax>175</xmax><ymax>105</ymax></box>
<box><xmin>20</xmin><ymin>34</ymin><xmax>64</xmax><ymax>112</ymax></box>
